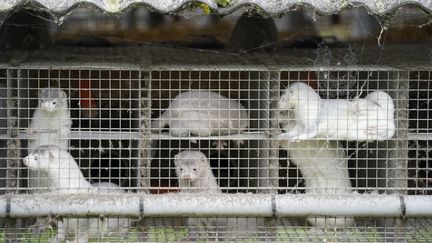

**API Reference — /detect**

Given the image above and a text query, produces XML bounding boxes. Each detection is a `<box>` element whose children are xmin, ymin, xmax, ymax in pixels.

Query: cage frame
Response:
<box><xmin>0</xmin><ymin>45</ymin><xmax>430</xmax><ymax>243</ymax></box>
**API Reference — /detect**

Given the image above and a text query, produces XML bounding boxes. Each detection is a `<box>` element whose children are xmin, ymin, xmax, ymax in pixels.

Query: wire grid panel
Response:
<box><xmin>2</xmin><ymin>217</ymin><xmax>432</xmax><ymax>242</ymax></box>
<box><xmin>5</xmin><ymin>69</ymin><xmax>144</xmax><ymax>193</ymax></box>
<box><xmin>408</xmin><ymin>71</ymin><xmax>432</xmax><ymax>195</ymax></box>
<box><xmin>277</xmin><ymin>70</ymin><xmax>409</xmax><ymax>195</ymax></box>
<box><xmin>0</xmin><ymin>66</ymin><xmax>431</xmax><ymax>242</ymax></box>
<box><xmin>149</xmin><ymin>70</ymin><xmax>272</xmax><ymax>194</ymax></box>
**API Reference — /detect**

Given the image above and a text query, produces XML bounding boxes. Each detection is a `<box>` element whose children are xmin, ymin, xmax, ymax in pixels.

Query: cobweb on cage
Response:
<box><xmin>314</xmin><ymin>42</ymin><xmax>364</xmax><ymax>99</ymax></box>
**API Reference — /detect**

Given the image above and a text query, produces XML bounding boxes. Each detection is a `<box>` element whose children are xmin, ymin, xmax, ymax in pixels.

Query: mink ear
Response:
<box><xmin>173</xmin><ymin>154</ymin><xmax>180</xmax><ymax>164</ymax></box>
<box><xmin>200</xmin><ymin>153</ymin><xmax>208</xmax><ymax>162</ymax></box>
<box><xmin>61</xmin><ymin>90</ymin><xmax>68</xmax><ymax>99</ymax></box>
<box><xmin>38</xmin><ymin>89</ymin><xmax>45</xmax><ymax>99</ymax></box>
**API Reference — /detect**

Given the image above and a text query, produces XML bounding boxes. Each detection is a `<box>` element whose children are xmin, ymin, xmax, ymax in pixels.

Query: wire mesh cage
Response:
<box><xmin>0</xmin><ymin>43</ymin><xmax>430</xmax><ymax>242</ymax></box>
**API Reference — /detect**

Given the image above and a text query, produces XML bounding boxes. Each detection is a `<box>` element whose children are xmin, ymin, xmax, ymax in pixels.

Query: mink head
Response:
<box><xmin>173</xmin><ymin>150</ymin><xmax>209</xmax><ymax>183</ymax></box>
<box><xmin>23</xmin><ymin>147</ymin><xmax>57</xmax><ymax>171</ymax></box>
<box><xmin>39</xmin><ymin>88</ymin><xmax>68</xmax><ymax>112</ymax></box>
<box><xmin>23</xmin><ymin>145</ymin><xmax>69</xmax><ymax>172</ymax></box>
<box><xmin>366</xmin><ymin>91</ymin><xmax>394</xmax><ymax>109</ymax></box>
<box><xmin>278</xmin><ymin>82</ymin><xmax>318</xmax><ymax>109</ymax></box>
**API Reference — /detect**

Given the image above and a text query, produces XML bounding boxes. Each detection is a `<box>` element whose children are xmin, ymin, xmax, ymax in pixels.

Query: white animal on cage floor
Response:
<box><xmin>278</xmin><ymin>82</ymin><xmax>395</xmax><ymax>141</ymax></box>
<box><xmin>279</xmin><ymin>110</ymin><xmax>355</xmax><ymax>228</ymax></box>
<box><xmin>23</xmin><ymin>145</ymin><xmax>130</xmax><ymax>243</ymax></box>
<box><xmin>27</xmin><ymin>87</ymin><xmax>72</xmax><ymax>193</ymax></box>
<box><xmin>174</xmin><ymin>150</ymin><xmax>263</xmax><ymax>240</ymax></box>
<box><xmin>151</xmin><ymin>90</ymin><xmax>248</xmax><ymax>149</ymax></box>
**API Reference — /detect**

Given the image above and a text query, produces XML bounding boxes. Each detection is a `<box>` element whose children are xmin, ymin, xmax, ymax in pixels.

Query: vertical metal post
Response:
<box><xmin>256</xmin><ymin>70</ymin><xmax>271</xmax><ymax>192</ymax></box>
<box><xmin>139</xmin><ymin>71</ymin><xmax>151</xmax><ymax>191</ymax></box>
<box><xmin>5</xmin><ymin>69</ymin><xmax>19</xmax><ymax>242</ymax></box>
<box><xmin>254</xmin><ymin>66</ymin><xmax>280</xmax><ymax>239</ymax></box>
<box><xmin>268</xmin><ymin>70</ymin><xmax>281</xmax><ymax>193</ymax></box>
<box><xmin>387</xmin><ymin>71</ymin><xmax>409</xmax><ymax>241</ymax></box>
<box><xmin>387</xmin><ymin>71</ymin><xmax>409</xmax><ymax>193</ymax></box>
<box><xmin>6</xmin><ymin>69</ymin><xmax>19</xmax><ymax>193</ymax></box>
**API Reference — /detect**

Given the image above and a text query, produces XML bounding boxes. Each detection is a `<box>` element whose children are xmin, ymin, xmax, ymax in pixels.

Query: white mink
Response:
<box><xmin>174</xmin><ymin>150</ymin><xmax>220</xmax><ymax>193</ymax></box>
<box><xmin>279</xmin><ymin>111</ymin><xmax>354</xmax><ymax>228</ymax></box>
<box><xmin>28</xmin><ymin>87</ymin><xmax>71</xmax><ymax>150</ymax></box>
<box><xmin>174</xmin><ymin>150</ymin><xmax>260</xmax><ymax>240</ymax></box>
<box><xmin>280</xmin><ymin>140</ymin><xmax>354</xmax><ymax>228</ymax></box>
<box><xmin>23</xmin><ymin>146</ymin><xmax>130</xmax><ymax>243</ymax></box>
<box><xmin>152</xmin><ymin>90</ymin><xmax>248</xmax><ymax>148</ymax></box>
<box><xmin>27</xmin><ymin>88</ymin><xmax>72</xmax><ymax>193</ymax></box>
<box><xmin>278</xmin><ymin>82</ymin><xmax>395</xmax><ymax>141</ymax></box>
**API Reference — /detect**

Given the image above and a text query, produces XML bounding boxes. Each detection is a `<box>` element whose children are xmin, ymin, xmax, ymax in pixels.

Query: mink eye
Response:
<box><xmin>52</xmin><ymin>101</ymin><xmax>56</xmax><ymax>105</ymax></box>
<box><xmin>193</xmin><ymin>168</ymin><xmax>197</xmax><ymax>172</ymax></box>
<box><xmin>180</xmin><ymin>168</ymin><xmax>183</xmax><ymax>171</ymax></box>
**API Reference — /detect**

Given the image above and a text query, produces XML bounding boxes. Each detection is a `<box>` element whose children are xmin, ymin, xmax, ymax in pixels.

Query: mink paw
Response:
<box><xmin>366</xmin><ymin>126</ymin><xmax>391</xmax><ymax>140</ymax></box>
<box><xmin>234</xmin><ymin>139</ymin><xmax>244</xmax><ymax>147</ymax></box>
<box><xmin>58</xmin><ymin>128</ymin><xmax>70</xmax><ymax>137</ymax></box>
<box><xmin>277</xmin><ymin>133</ymin><xmax>301</xmax><ymax>142</ymax></box>
<box><xmin>212</xmin><ymin>140</ymin><xmax>228</xmax><ymax>149</ymax></box>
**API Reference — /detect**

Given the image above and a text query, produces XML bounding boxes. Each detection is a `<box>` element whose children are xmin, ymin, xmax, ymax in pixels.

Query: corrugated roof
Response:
<box><xmin>0</xmin><ymin>0</ymin><xmax>431</xmax><ymax>17</ymax></box>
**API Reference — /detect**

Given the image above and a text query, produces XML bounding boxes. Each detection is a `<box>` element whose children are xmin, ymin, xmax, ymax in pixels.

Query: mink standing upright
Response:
<box><xmin>28</xmin><ymin>87</ymin><xmax>71</xmax><ymax>192</ymax></box>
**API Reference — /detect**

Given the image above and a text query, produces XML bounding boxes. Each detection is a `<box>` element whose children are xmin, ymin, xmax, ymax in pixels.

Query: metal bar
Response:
<box><xmin>10</xmin><ymin>131</ymin><xmax>432</xmax><ymax>141</ymax></box>
<box><xmin>5</xmin><ymin>69</ymin><xmax>19</xmax><ymax>242</ymax></box>
<box><xmin>388</xmin><ymin>71</ymin><xmax>410</xmax><ymax>240</ymax></box>
<box><xmin>6</xmin><ymin>69</ymin><xmax>19</xmax><ymax>192</ymax></box>
<box><xmin>18</xmin><ymin>131</ymin><xmax>142</xmax><ymax>140</ymax></box>
<box><xmin>150</xmin><ymin>132</ymin><xmax>270</xmax><ymax>141</ymax></box>
<box><xmin>0</xmin><ymin>194</ymin><xmax>430</xmax><ymax>218</ymax></box>
<box><xmin>388</xmin><ymin>71</ymin><xmax>409</xmax><ymax>194</ymax></box>
<box><xmin>407</xmin><ymin>133</ymin><xmax>432</xmax><ymax>140</ymax></box>
<box><xmin>268</xmin><ymin>71</ymin><xmax>281</xmax><ymax>192</ymax></box>
<box><xmin>255</xmin><ymin>71</ymin><xmax>271</xmax><ymax>191</ymax></box>
<box><xmin>9</xmin><ymin>131</ymin><xmax>432</xmax><ymax>141</ymax></box>
<box><xmin>16</xmin><ymin>131</ymin><xmax>272</xmax><ymax>141</ymax></box>
<box><xmin>139</xmin><ymin>71</ymin><xmax>151</xmax><ymax>191</ymax></box>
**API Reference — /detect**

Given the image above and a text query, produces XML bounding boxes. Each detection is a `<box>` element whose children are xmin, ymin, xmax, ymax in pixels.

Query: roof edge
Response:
<box><xmin>0</xmin><ymin>0</ymin><xmax>431</xmax><ymax>18</ymax></box>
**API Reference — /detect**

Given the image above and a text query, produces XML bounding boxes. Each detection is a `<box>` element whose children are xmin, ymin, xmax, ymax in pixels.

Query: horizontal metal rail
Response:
<box><xmin>0</xmin><ymin>193</ymin><xmax>430</xmax><ymax>218</ymax></box>
<box><xmin>6</xmin><ymin>131</ymin><xmax>429</xmax><ymax>141</ymax></box>
<box><xmin>150</xmin><ymin>131</ymin><xmax>270</xmax><ymax>141</ymax></box>
<box><xmin>14</xmin><ymin>131</ymin><xmax>270</xmax><ymax>141</ymax></box>
<box><xmin>17</xmin><ymin>131</ymin><xmax>143</xmax><ymax>140</ymax></box>
<box><xmin>407</xmin><ymin>133</ymin><xmax>432</xmax><ymax>140</ymax></box>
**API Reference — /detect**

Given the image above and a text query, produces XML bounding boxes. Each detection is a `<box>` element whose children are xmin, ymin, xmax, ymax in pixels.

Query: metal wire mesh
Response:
<box><xmin>1</xmin><ymin>217</ymin><xmax>432</xmax><ymax>242</ymax></box>
<box><xmin>0</xmin><ymin>61</ymin><xmax>430</xmax><ymax>241</ymax></box>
